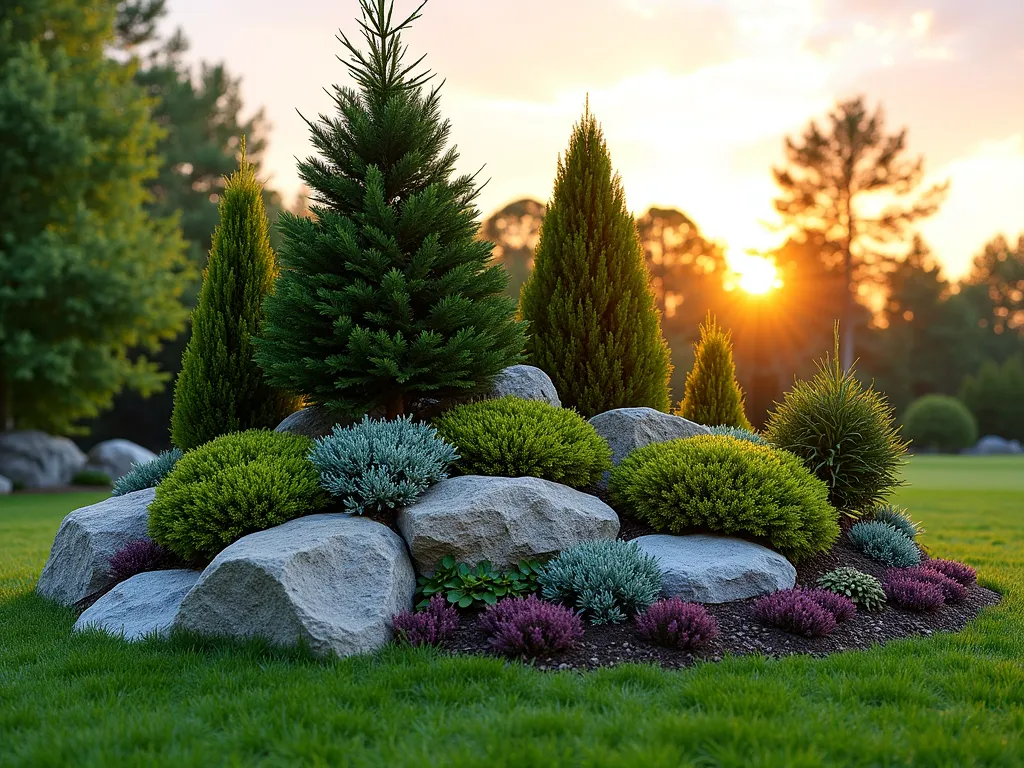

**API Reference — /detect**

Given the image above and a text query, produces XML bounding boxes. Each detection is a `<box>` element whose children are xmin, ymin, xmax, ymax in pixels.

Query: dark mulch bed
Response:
<box><xmin>444</xmin><ymin>522</ymin><xmax>1002</xmax><ymax>671</ymax></box>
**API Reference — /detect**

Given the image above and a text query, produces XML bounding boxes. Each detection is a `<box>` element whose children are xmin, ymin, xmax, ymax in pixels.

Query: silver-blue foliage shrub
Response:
<box><xmin>707</xmin><ymin>425</ymin><xmax>766</xmax><ymax>444</ymax></box>
<box><xmin>111</xmin><ymin>448</ymin><xmax>184</xmax><ymax>496</ymax></box>
<box><xmin>848</xmin><ymin>520</ymin><xmax>921</xmax><ymax>567</ymax></box>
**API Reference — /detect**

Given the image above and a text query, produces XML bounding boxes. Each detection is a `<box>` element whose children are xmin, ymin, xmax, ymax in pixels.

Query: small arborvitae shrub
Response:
<box><xmin>434</xmin><ymin>396</ymin><xmax>612</xmax><ymax>489</ymax></box>
<box><xmin>884</xmin><ymin>573</ymin><xmax>945</xmax><ymax>612</ymax></box>
<box><xmin>478</xmin><ymin>594</ymin><xmax>584</xmax><ymax>658</ymax></box>
<box><xmin>112</xmin><ymin>448</ymin><xmax>183</xmax><ymax>496</ymax></box>
<box><xmin>392</xmin><ymin>595</ymin><xmax>460</xmax><ymax>648</ymax></box>
<box><xmin>900</xmin><ymin>394</ymin><xmax>978</xmax><ymax>454</ymax></box>
<box><xmin>753</xmin><ymin>589</ymin><xmax>837</xmax><ymax>637</ymax></box>
<box><xmin>848</xmin><ymin>520</ymin><xmax>921</xmax><ymax>568</ymax></box>
<box><xmin>539</xmin><ymin>539</ymin><xmax>662</xmax><ymax>625</ymax></box>
<box><xmin>921</xmin><ymin>558</ymin><xmax>977</xmax><ymax>587</ymax></box>
<box><xmin>416</xmin><ymin>557</ymin><xmax>542</xmax><ymax>610</ymax></box>
<box><xmin>816</xmin><ymin>567</ymin><xmax>887</xmax><ymax>611</ymax></box>
<box><xmin>872</xmin><ymin>503</ymin><xmax>923</xmax><ymax>540</ymax></box>
<box><xmin>309</xmin><ymin>416</ymin><xmax>458</xmax><ymax>515</ymax></box>
<box><xmin>765</xmin><ymin>331</ymin><xmax>909</xmax><ymax>517</ymax></box>
<box><xmin>678</xmin><ymin>314</ymin><xmax>753</xmax><ymax>430</ymax></box>
<box><xmin>635</xmin><ymin>599</ymin><xmax>719</xmax><ymax>650</ymax></box>
<box><xmin>108</xmin><ymin>539</ymin><xmax>171</xmax><ymax>583</ymax></box>
<box><xmin>802</xmin><ymin>588</ymin><xmax>857</xmax><ymax>623</ymax></box>
<box><xmin>707</xmin><ymin>425</ymin><xmax>766</xmax><ymax>444</ymax></box>
<box><xmin>148</xmin><ymin>430</ymin><xmax>329</xmax><ymax>562</ymax></box>
<box><xmin>72</xmin><ymin>469</ymin><xmax>112</xmax><ymax>487</ymax></box>
<box><xmin>610</xmin><ymin>436</ymin><xmax>840</xmax><ymax>562</ymax></box>
<box><xmin>889</xmin><ymin>567</ymin><xmax>968</xmax><ymax>605</ymax></box>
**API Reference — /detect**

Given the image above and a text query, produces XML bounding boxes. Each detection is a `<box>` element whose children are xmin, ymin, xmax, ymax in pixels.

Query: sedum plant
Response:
<box><xmin>848</xmin><ymin>520</ymin><xmax>921</xmax><ymax>568</ymax></box>
<box><xmin>872</xmin><ymin>503</ymin><xmax>923</xmax><ymax>540</ymax></box>
<box><xmin>816</xmin><ymin>567</ymin><xmax>887</xmax><ymax>611</ymax></box>
<box><xmin>309</xmin><ymin>416</ymin><xmax>457</xmax><ymax>515</ymax></box>
<box><xmin>415</xmin><ymin>556</ymin><xmax>543</xmax><ymax>610</ymax></box>
<box><xmin>112</xmin><ymin>448</ymin><xmax>183</xmax><ymax>496</ymax></box>
<box><xmin>677</xmin><ymin>313</ymin><xmax>753</xmax><ymax>429</ymax></box>
<box><xmin>539</xmin><ymin>539</ymin><xmax>662</xmax><ymax>625</ymax></box>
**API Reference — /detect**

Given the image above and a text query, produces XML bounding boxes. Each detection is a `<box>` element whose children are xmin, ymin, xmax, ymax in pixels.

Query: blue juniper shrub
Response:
<box><xmin>872</xmin><ymin>503</ymin><xmax>923</xmax><ymax>540</ymax></box>
<box><xmin>706</xmin><ymin>425</ymin><xmax>766</xmax><ymax>444</ymax></box>
<box><xmin>848</xmin><ymin>520</ymin><xmax>921</xmax><ymax>568</ymax></box>
<box><xmin>111</xmin><ymin>448</ymin><xmax>183</xmax><ymax>496</ymax></box>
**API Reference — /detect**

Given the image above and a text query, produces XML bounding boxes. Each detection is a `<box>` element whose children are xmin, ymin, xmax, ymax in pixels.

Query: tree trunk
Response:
<box><xmin>842</xmin><ymin>245</ymin><xmax>855</xmax><ymax>371</ymax></box>
<box><xmin>384</xmin><ymin>392</ymin><xmax>404</xmax><ymax>420</ymax></box>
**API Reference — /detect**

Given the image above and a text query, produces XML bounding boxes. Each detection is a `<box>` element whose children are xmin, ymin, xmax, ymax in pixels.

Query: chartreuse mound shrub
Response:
<box><xmin>900</xmin><ymin>395</ymin><xmax>977</xmax><ymax>453</ymax></box>
<box><xmin>848</xmin><ymin>520</ymin><xmax>921</xmax><ymax>567</ymax></box>
<box><xmin>112</xmin><ymin>448</ymin><xmax>183</xmax><ymax>496</ymax></box>
<box><xmin>678</xmin><ymin>314</ymin><xmax>752</xmax><ymax>429</ymax></box>
<box><xmin>434</xmin><ymin>396</ymin><xmax>612</xmax><ymax>488</ymax></box>
<box><xmin>148</xmin><ymin>430</ymin><xmax>329</xmax><ymax>562</ymax></box>
<box><xmin>765</xmin><ymin>332</ymin><xmax>908</xmax><ymax>517</ymax></box>
<box><xmin>309</xmin><ymin>416</ymin><xmax>457</xmax><ymax>515</ymax></box>
<box><xmin>610</xmin><ymin>436</ymin><xmax>840</xmax><ymax>562</ymax></box>
<box><xmin>816</xmin><ymin>567</ymin><xmax>887</xmax><ymax>611</ymax></box>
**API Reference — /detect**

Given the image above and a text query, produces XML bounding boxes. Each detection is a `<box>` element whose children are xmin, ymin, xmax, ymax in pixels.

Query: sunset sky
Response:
<box><xmin>164</xmin><ymin>0</ymin><xmax>1023</xmax><ymax>279</ymax></box>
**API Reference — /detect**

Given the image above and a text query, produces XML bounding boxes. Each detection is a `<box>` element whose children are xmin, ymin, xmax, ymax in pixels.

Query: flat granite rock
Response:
<box><xmin>74</xmin><ymin>569</ymin><xmax>201</xmax><ymax>641</ymax></box>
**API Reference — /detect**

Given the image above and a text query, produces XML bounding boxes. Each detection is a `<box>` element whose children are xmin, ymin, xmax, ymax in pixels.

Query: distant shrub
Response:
<box><xmin>921</xmin><ymin>558</ymin><xmax>977</xmax><ymax>587</ymax></box>
<box><xmin>478</xmin><ymin>595</ymin><xmax>584</xmax><ymax>658</ymax></box>
<box><xmin>872</xmin><ymin>503</ymin><xmax>923</xmax><ymax>540</ymax></box>
<box><xmin>765</xmin><ymin>334</ymin><xmax>908</xmax><ymax>517</ymax></box>
<box><xmin>884</xmin><ymin>573</ymin><xmax>945</xmax><ymax>612</ymax></box>
<box><xmin>889</xmin><ymin>567</ymin><xmax>968</xmax><ymax>605</ymax></box>
<box><xmin>72</xmin><ymin>469</ymin><xmax>112</xmax><ymax>487</ymax></box>
<box><xmin>392</xmin><ymin>595</ymin><xmax>460</xmax><ymax>648</ymax></box>
<box><xmin>434</xmin><ymin>396</ymin><xmax>612</xmax><ymax>489</ymax></box>
<box><xmin>634</xmin><ymin>599</ymin><xmax>719</xmax><ymax>650</ymax></box>
<box><xmin>848</xmin><ymin>520</ymin><xmax>921</xmax><ymax>568</ymax></box>
<box><xmin>148</xmin><ymin>430</ymin><xmax>329</xmax><ymax>562</ymax></box>
<box><xmin>415</xmin><ymin>557</ymin><xmax>542</xmax><ymax>610</ymax></box>
<box><xmin>309</xmin><ymin>415</ymin><xmax>457</xmax><ymax>515</ymax></box>
<box><xmin>900</xmin><ymin>395</ymin><xmax>977</xmax><ymax>454</ymax></box>
<box><xmin>753</xmin><ymin>589</ymin><xmax>837</xmax><ymax>637</ymax></box>
<box><xmin>707</xmin><ymin>425</ymin><xmax>766</xmax><ymax>444</ymax></box>
<box><xmin>610</xmin><ymin>436</ymin><xmax>839</xmax><ymax>562</ymax></box>
<box><xmin>108</xmin><ymin>539</ymin><xmax>171</xmax><ymax>583</ymax></box>
<box><xmin>112</xmin><ymin>448</ymin><xmax>183</xmax><ymax>496</ymax></box>
<box><xmin>816</xmin><ymin>567</ymin><xmax>887</xmax><ymax>611</ymax></box>
<box><xmin>539</xmin><ymin>539</ymin><xmax>661</xmax><ymax>625</ymax></box>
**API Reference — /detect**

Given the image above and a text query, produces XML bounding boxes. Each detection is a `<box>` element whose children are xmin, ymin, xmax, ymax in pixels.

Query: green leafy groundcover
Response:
<box><xmin>610</xmin><ymin>435</ymin><xmax>840</xmax><ymax>562</ymax></box>
<box><xmin>0</xmin><ymin>456</ymin><xmax>1019</xmax><ymax>766</ymax></box>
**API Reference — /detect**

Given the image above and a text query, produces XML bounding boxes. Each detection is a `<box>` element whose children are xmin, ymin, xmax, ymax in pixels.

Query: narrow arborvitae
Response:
<box><xmin>170</xmin><ymin>140</ymin><xmax>299</xmax><ymax>450</ymax></box>
<box><xmin>519</xmin><ymin>101</ymin><xmax>672</xmax><ymax>417</ymax></box>
<box><xmin>678</xmin><ymin>313</ymin><xmax>753</xmax><ymax>429</ymax></box>
<box><xmin>253</xmin><ymin>0</ymin><xmax>526</xmax><ymax>419</ymax></box>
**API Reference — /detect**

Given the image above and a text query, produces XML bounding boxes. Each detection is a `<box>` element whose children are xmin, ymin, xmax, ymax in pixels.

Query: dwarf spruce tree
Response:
<box><xmin>253</xmin><ymin>0</ymin><xmax>525</xmax><ymax>419</ymax></box>
<box><xmin>678</xmin><ymin>314</ymin><xmax>753</xmax><ymax>429</ymax></box>
<box><xmin>519</xmin><ymin>102</ymin><xmax>671</xmax><ymax>417</ymax></box>
<box><xmin>171</xmin><ymin>141</ymin><xmax>299</xmax><ymax>450</ymax></box>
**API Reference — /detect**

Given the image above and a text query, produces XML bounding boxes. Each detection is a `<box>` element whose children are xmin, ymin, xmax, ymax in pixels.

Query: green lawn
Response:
<box><xmin>1</xmin><ymin>457</ymin><xmax>1022</xmax><ymax>767</ymax></box>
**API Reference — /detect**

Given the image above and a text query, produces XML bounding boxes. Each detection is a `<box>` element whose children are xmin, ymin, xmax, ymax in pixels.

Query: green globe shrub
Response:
<box><xmin>434</xmin><ymin>396</ymin><xmax>612</xmax><ymax>488</ymax></box>
<box><xmin>900</xmin><ymin>395</ymin><xmax>977</xmax><ymax>454</ymax></box>
<box><xmin>148</xmin><ymin>430</ymin><xmax>329</xmax><ymax>562</ymax></box>
<box><xmin>609</xmin><ymin>435</ymin><xmax>840</xmax><ymax>562</ymax></box>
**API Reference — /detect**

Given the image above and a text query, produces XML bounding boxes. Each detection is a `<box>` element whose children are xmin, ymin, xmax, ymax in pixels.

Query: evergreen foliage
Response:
<box><xmin>678</xmin><ymin>314</ymin><xmax>752</xmax><ymax>429</ymax></box>
<box><xmin>170</xmin><ymin>144</ymin><xmax>299</xmax><ymax>451</ymax></box>
<box><xmin>900</xmin><ymin>394</ymin><xmax>977</xmax><ymax>454</ymax></box>
<box><xmin>848</xmin><ymin>520</ymin><xmax>921</xmax><ymax>568</ymax></box>
<box><xmin>0</xmin><ymin>0</ymin><xmax>191</xmax><ymax>433</ymax></box>
<box><xmin>872</xmin><ymin>503</ymin><xmax>923</xmax><ymax>540</ymax></box>
<box><xmin>519</xmin><ymin>101</ymin><xmax>672</xmax><ymax>417</ymax></box>
<box><xmin>112</xmin><ymin>448</ymin><xmax>183</xmax><ymax>496</ymax></box>
<box><xmin>254</xmin><ymin>0</ymin><xmax>525</xmax><ymax>421</ymax></box>
<box><xmin>959</xmin><ymin>355</ymin><xmax>1024</xmax><ymax>442</ymax></box>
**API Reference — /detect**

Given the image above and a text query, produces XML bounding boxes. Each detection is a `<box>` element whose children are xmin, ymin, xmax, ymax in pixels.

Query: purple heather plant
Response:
<box><xmin>478</xmin><ymin>595</ymin><xmax>584</xmax><ymax>658</ymax></box>
<box><xmin>883</xmin><ymin>573</ymin><xmax>945</xmax><ymax>612</ymax></box>
<box><xmin>635</xmin><ymin>598</ymin><xmax>719</xmax><ymax>650</ymax></box>
<box><xmin>108</xmin><ymin>538</ymin><xmax>169</xmax><ymax>582</ymax></box>
<box><xmin>803</xmin><ymin>588</ymin><xmax>858</xmax><ymax>623</ymax></box>
<box><xmin>392</xmin><ymin>594</ymin><xmax>460</xmax><ymax>648</ymax></box>
<box><xmin>888</xmin><ymin>567</ymin><xmax>968</xmax><ymax>605</ymax></box>
<box><xmin>921</xmin><ymin>558</ymin><xmax>977</xmax><ymax>588</ymax></box>
<box><xmin>753</xmin><ymin>589</ymin><xmax>837</xmax><ymax>637</ymax></box>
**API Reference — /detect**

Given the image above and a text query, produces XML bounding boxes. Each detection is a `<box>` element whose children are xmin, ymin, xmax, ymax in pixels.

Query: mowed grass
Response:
<box><xmin>1</xmin><ymin>458</ymin><xmax>1022</xmax><ymax>767</ymax></box>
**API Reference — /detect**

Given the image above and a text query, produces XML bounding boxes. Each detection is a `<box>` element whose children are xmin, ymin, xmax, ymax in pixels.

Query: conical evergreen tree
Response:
<box><xmin>253</xmin><ymin>0</ymin><xmax>525</xmax><ymax>419</ymax></box>
<box><xmin>678</xmin><ymin>313</ymin><xmax>753</xmax><ymax>429</ymax></box>
<box><xmin>519</xmin><ymin>101</ymin><xmax>672</xmax><ymax>417</ymax></box>
<box><xmin>171</xmin><ymin>139</ymin><xmax>299</xmax><ymax>450</ymax></box>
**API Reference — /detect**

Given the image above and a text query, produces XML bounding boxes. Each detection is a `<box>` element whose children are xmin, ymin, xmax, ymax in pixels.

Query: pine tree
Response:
<box><xmin>171</xmin><ymin>141</ymin><xmax>299</xmax><ymax>450</ymax></box>
<box><xmin>678</xmin><ymin>314</ymin><xmax>752</xmax><ymax>429</ymax></box>
<box><xmin>254</xmin><ymin>0</ymin><xmax>525</xmax><ymax>419</ymax></box>
<box><xmin>519</xmin><ymin>101</ymin><xmax>672</xmax><ymax>417</ymax></box>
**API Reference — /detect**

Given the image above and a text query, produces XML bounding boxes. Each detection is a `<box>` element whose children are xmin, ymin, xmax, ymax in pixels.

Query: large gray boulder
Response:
<box><xmin>36</xmin><ymin>488</ymin><xmax>156</xmax><ymax>606</ymax></box>
<box><xmin>173</xmin><ymin>514</ymin><xmax>415</xmax><ymax>658</ymax></box>
<box><xmin>966</xmin><ymin>435</ymin><xmax>1023</xmax><ymax>455</ymax></box>
<box><xmin>84</xmin><ymin>439</ymin><xmax>156</xmax><ymax>482</ymax></box>
<box><xmin>0</xmin><ymin>474</ymin><xmax>11</xmax><ymax>495</ymax></box>
<box><xmin>632</xmin><ymin>534</ymin><xmax>796</xmax><ymax>603</ymax></box>
<box><xmin>275</xmin><ymin>405</ymin><xmax>350</xmax><ymax>440</ymax></box>
<box><xmin>397</xmin><ymin>475</ymin><xmax>619</xmax><ymax>573</ymax></box>
<box><xmin>0</xmin><ymin>430</ymin><xmax>87</xmax><ymax>489</ymax></box>
<box><xmin>588</xmin><ymin>407</ymin><xmax>709</xmax><ymax>486</ymax></box>
<box><xmin>487</xmin><ymin>365</ymin><xmax>561</xmax><ymax>407</ymax></box>
<box><xmin>74</xmin><ymin>569</ymin><xmax>200</xmax><ymax>641</ymax></box>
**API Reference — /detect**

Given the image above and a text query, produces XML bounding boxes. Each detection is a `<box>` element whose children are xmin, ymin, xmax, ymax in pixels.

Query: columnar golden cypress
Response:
<box><xmin>170</xmin><ymin>140</ymin><xmax>299</xmax><ymax>450</ymax></box>
<box><xmin>678</xmin><ymin>314</ymin><xmax>752</xmax><ymax>429</ymax></box>
<box><xmin>519</xmin><ymin>101</ymin><xmax>672</xmax><ymax>417</ymax></box>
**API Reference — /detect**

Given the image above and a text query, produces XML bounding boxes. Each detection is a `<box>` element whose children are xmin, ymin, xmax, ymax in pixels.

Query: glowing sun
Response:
<box><xmin>732</xmin><ymin>254</ymin><xmax>781</xmax><ymax>295</ymax></box>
